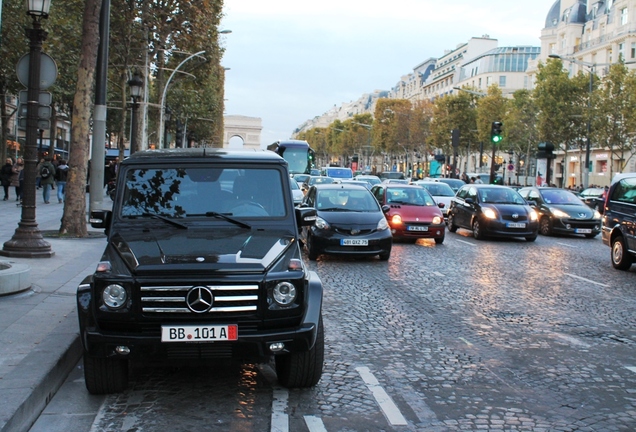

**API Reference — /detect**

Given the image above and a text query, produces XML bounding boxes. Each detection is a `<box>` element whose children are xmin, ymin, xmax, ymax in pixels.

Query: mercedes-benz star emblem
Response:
<box><xmin>186</xmin><ymin>286</ymin><xmax>213</xmax><ymax>313</ymax></box>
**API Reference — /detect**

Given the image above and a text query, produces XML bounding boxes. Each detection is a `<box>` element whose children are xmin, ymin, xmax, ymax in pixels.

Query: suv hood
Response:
<box><xmin>108</xmin><ymin>229</ymin><xmax>295</xmax><ymax>274</ymax></box>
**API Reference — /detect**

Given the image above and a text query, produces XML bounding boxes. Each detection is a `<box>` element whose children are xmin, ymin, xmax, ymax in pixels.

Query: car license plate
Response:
<box><xmin>506</xmin><ymin>222</ymin><xmax>526</xmax><ymax>228</ymax></box>
<box><xmin>161</xmin><ymin>324</ymin><xmax>238</xmax><ymax>342</ymax></box>
<box><xmin>575</xmin><ymin>228</ymin><xmax>592</xmax><ymax>234</ymax></box>
<box><xmin>341</xmin><ymin>239</ymin><xmax>368</xmax><ymax>246</ymax></box>
<box><xmin>407</xmin><ymin>226</ymin><xmax>428</xmax><ymax>231</ymax></box>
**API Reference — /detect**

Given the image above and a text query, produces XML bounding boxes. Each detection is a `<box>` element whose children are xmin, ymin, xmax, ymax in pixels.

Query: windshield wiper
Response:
<box><xmin>142</xmin><ymin>213</ymin><xmax>188</xmax><ymax>229</ymax></box>
<box><xmin>205</xmin><ymin>211</ymin><xmax>251</xmax><ymax>229</ymax></box>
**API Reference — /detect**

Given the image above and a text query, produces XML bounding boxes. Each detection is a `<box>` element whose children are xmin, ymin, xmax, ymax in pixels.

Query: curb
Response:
<box><xmin>0</xmin><ymin>311</ymin><xmax>82</xmax><ymax>432</ymax></box>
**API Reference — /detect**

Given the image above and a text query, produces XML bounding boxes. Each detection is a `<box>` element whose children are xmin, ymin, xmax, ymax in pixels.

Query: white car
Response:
<box><xmin>412</xmin><ymin>180</ymin><xmax>455</xmax><ymax>219</ymax></box>
<box><xmin>290</xmin><ymin>178</ymin><xmax>304</xmax><ymax>206</ymax></box>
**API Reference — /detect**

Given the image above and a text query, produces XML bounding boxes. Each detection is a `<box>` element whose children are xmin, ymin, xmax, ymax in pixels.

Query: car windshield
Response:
<box><xmin>120</xmin><ymin>167</ymin><xmax>287</xmax><ymax>218</ymax></box>
<box><xmin>478</xmin><ymin>187</ymin><xmax>526</xmax><ymax>204</ymax></box>
<box><xmin>316</xmin><ymin>188</ymin><xmax>379</xmax><ymax>212</ymax></box>
<box><xmin>386</xmin><ymin>187</ymin><xmax>436</xmax><ymax>206</ymax></box>
<box><xmin>310</xmin><ymin>176</ymin><xmax>334</xmax><ymax>185</ymax></box>
<box><xmin>540</xmin><ymin>189</ymin><xmax>585</xmax><ymax>205</ymax></box>
<box><xmin>418</xmin><ymin>183</ymin><xmax>455</xmax><ymax>197</ymax></box>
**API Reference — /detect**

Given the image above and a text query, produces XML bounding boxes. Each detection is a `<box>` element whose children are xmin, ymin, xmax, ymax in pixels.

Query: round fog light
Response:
<box><xmin>270</xmin><ymin>342</ymin><xmax>285</xmax><ymax>352</ymax></box>
<box><xmin>115</xmin><ymin>346</ymin><xmax>130</xmax><ymax>355</ymax></box>
<box><xmin>273</xmin><ymin>282</ymin><xmax>297</xmax><ymax>305</ymax></box>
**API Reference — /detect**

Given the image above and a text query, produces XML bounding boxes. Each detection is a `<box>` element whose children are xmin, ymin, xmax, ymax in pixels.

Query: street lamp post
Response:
<box><xmin>548</xmin><ymin>54</ymin><xmax>595</xmax><ymax>188</ymax></box>
<box><xmin>163</xmin><ymin>107</ymin><xmax>171</xmax><ymax>148</ymax></box>
<box><xmin>128</xmin><ymin>72</ymin><xmax>143</xmax><ymax>154</ymax></box>
<box><xmin>1</xmin><ymin>0</ymin><xmax>54</xmax><ymax>258</ymax></box>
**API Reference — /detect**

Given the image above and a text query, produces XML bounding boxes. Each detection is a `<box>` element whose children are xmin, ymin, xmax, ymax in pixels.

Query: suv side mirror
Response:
<box><xmin>296</xmin><ymin>207</ymin><xmax>317</xmax><ymax>227</ymax></box>
<box><xmin>89</xmin><ymin>210</ymin><xmax>112</xmax><ymax>235</ymax></box>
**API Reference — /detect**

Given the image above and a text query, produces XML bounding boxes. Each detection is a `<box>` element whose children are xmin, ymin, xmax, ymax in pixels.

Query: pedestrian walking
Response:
<box><xmin>39</xmin><ymin>157</ymin><xmax>56</xmax><ymax>204</ymax></box>
<box><xmin>55</xmin><ymin>159</ymin><xmax>69</xmax><ymax>203</ymax></box>
<box><xmin>474</xmin><ymin>175</ymin><xmax>484</xmax><ymax>184</ymax></box>
<box><xmin>10</xmin><ymin>158</ymin><xmax>24</xmax><ymax>202</ymax></box>
<box><xmin>35</xmin><ymin>157</ymin><xmax>45</xmax><ymax>189</ymax></box>
<box><xmin>1</xmin><ymin>157</ymin><xmax>13</xmax><ymax>200</ymax></box>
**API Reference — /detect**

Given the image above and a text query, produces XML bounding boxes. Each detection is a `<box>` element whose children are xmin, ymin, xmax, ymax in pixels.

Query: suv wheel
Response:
<box><xmin>447</xmin><ymin>214</ymin><xmax>458</xmax><ymax>232</ymax></box>
<box><xmin>539</xmin><ymin>217</ymin><xmax>552</xmax><ymax>236</ymax></box>
<box><xmin>83</xmin><ymin>355</ymin><xmax>128</xmax><ymax>395</ymax></box>
<box><xmin>275</xmin><ymin>317</ymin><xmax>324</xmax><ymax>388</ymax></box>
<box><xmin>611</xmin><ymin>235</ymin><xmax>633</xmax><ymax>270</ymax></box>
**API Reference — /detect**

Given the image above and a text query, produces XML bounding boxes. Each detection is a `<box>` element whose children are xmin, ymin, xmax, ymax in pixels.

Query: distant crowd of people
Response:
<box><xmin>0</xmin><ymin>154</ymin><xmax>69</xmax><ymax>205</ymax></box>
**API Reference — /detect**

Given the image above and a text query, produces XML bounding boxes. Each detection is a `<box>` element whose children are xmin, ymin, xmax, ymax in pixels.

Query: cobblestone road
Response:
<box><xmin>32</xmin><ymin>232</ymin><xmax>636</xmax><ymax>431</ymax></box>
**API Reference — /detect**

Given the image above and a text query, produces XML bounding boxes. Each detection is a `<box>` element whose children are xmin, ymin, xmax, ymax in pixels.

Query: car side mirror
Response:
<box><xmin>381</xmin><ymin>205</ymin><xmax>391</xmax><ymax>214</ymax></box>
<box><xmin>437</xmin><ymin>202</ymin><xmax>445</xmax><ymax>209</ymax></box>
<box><xmin>465</xmin><ymin>197</ymin><xmax>474</xmax><ymax>205</ymax></box>
<box><xmin>296</xmin><ymin>207</ymin><xmax>317</xmax><ymax>227</ymax></box>
<box><xmin>89</xmin><ymin>210</ymin><xmax>111</xmax><ymax>235</ymax></box>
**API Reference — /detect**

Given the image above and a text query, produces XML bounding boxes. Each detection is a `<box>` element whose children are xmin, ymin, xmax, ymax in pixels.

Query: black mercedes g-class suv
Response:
<box><xmin>78</xmin><ymin>148</ymin><xmax>323</xmax><ymax>394</ymax></box>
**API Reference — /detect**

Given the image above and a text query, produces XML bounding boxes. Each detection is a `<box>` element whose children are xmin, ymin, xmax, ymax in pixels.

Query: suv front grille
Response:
<box><xmin>140</xmin><ymin>284</ymin><xmax>259</xmax><ymax>314</ymax></box>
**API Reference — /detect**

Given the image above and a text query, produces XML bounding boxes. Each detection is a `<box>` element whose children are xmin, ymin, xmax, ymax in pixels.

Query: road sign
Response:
<box><xmin>18</xmin><ymin>104</ymin><xmax>51</xmax><ymax>120</ymax></box>
<box><xmin>16</xmin><ymin>53</ymin><xmax>58</xmax><ymax>90</ymax></box>
<box><xmin>508</xmin><ymin>164</ymin><xmax>515</xmax><ymax>171</ymax></box>
<box><xmin>19</xmin><ymin>90</ymin><xmax>52</xmax><ymax>105</ymax></box>
<box><xmin>18</xmin><ymin>118</ymin><xmax>50</xmax><ymax>130</ymax></box>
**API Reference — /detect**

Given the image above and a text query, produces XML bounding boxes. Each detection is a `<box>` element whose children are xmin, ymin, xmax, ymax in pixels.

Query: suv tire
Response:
<box><xmin>611</xmin><ymin>235</ymin><xmax>633</xmax><ymax>270</ymax></box>
<box><xmin>275</xmin><ymin>317</ymin><xmax>324</xmax><ymax>388</ymax></box>
<box><xmin>84</xmin><ymin>355</ymin><xmax>128</xmax><ymax>395</ymax></box>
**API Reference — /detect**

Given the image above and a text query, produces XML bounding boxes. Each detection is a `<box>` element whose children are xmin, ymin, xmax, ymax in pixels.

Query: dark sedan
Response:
<box><xmin>518</xmin><ymin>187</ymin><xmax>602</xmax><ymax>238</ymax></box>
<box><xmin>448</xmin><ymin>184</ymin><xmax>539</xmax><ymax>241</ymax></box>
<box><xmin>300</xmin><ymin>184</ymin><xmax>392</xmax><ymax>260</ymax></box>
<box><xmin>578</xmin><ymin>187</ymin><xmax>605</xmax><ymax>210</ymax></box>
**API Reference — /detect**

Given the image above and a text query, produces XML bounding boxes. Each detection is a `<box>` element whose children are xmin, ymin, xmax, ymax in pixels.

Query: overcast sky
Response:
<box><xmin>221</xmin><ymin>0</ymin><xmax>558</xmax><ymax>148</ymax></box>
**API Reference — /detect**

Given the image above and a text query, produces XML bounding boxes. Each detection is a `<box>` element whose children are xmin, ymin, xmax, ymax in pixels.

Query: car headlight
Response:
<box><xmin>314</xmin><ymin>216</ymin><xmax>329</xmax><ymax>230</ymax></box>
<box><xmin>529</xmin><ymin>210</ymin><xmax>538</xmax><ymax>221</ymax></box>
<box><xmin>432</xmin><ymin>216</ymin><xmax>443</xmax><ymax>225</ymax></box>
<box><xmin>550</xmin><ymin>208</ymin><xmax>569</xmax><ymax>218</ymax></box>
<box><xmin>391</xmin><ymin>214</ymin><xmax>402</xmax><ymax>225</ymax></box>
<box><xmin>593</xmin><ymin>210</ymin><xmax>601</xmax><ymax>219</ymax></box>
<box><xmin>273</xmin><ymin>282</ymin><xmax>297</xmax><ymax>305</ymax></box>
<box><xmin>377</xmin><ymin>218</ymin><xmax>389</xmax><ymax>230</ymax></box>
<box><xmin>482</xmin><ymin>207</ymin><xmax>497</xmax><ymax>219</ymax></box>
<box><xmin>102</xmin><ymin>284</ymin><xmax>127</xmax><ymax>309</ymax></box>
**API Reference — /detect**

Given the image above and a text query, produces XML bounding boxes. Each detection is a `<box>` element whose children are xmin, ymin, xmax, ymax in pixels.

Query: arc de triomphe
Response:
<box><xmin>223</xmin><ymin>115</ymin><xmax>262</xmax><ymax>149</ymax></box>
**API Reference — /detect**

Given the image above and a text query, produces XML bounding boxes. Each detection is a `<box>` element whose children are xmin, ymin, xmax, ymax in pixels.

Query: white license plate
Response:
<box><xmin>407</xmin><ymin>226</ymin><xmax>428</xmax><ymax>231</ymax></box>
<box><xmin>506</xmin><ymin>222</ymin><xmax>526</xmax><ymax>228</ymax></box>
<box><xmin>341</xmin><ymin>239</ymin><xmax>368</xmax><ymax>246</ymax></box>
<box><xmin>161</xmin><ymin>324</ymin><xmax>238</xmax><ymax>342</ymax></box>
<box><xmin>575</xmin><ymin>228</ymin><xmax>592</xmax><ymax>234</ymax></box>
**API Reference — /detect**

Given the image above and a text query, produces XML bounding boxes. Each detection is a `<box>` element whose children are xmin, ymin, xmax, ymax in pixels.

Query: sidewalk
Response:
<box><xmin>0</xmin><ymin>192</ymin><xmax>108</xmax><ymax>432</ymax></box>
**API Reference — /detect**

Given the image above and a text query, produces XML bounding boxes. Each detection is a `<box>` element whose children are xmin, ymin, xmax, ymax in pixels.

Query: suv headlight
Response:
<box><xmin>273</xmin><ymin>282</ymin><xmax>297</xmax><ymax>305</ymax></box>
<box><xmin>102</xmin><ymin>284</ymin><xmax>127</xmax><ymax>309</ymax></box>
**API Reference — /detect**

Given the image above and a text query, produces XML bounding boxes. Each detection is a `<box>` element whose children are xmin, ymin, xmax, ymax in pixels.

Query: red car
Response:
<box><xmin>371</xmin><ymin>184</ymin><xmax>446</xmax><ymax>244</ymax></box>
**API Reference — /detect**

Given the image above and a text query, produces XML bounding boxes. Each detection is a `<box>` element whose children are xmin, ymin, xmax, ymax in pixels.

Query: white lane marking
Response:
<box><xmin>459</xmin><ymin>337</ymin><xmax>473</xmax><ymax>346</ymax></box>
<box><xmin>432</xmin><ymin>271</ymin><xmax>445</xmax><ymax>277</ymax></box>
<box><xmin>625</xmin><ymin>366</ymin><xmax>636</xmax><ymax>374</ymax></box>
<box><xmin>271</xmin><ymin>388</ymin><xmax>289</xmax><ymax>432</ymax></box>
<box><xmin>304</xmin><ymin>415</ymin><xmax>328</xmax><ymax>432</ymax></box>
<box><xmin>564</xmin><ymin>273</ymin><xmax>610</xmax><ymax>287</ymax></box>
<box><xmin>356</xmin><ymin>366</ymin><xmax>408</xmax><ymax>426</ymax></box>
<box><xmin>454</xmin><ymin>239</ymin><xmax>476</xmax><ymax>246</ymax></box>
<box><xmin>557</xmin><ymin>242</ymin><xmax>576</xmax><ymax>247</ymax></box>
<box><xmin>553</xmin><ymin>333</ymin><xmax>591</xmax><ymax>348</ymax></box>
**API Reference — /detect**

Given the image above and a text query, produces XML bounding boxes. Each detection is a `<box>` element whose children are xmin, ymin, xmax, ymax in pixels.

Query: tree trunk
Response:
<box><xmin>59</xmin><ymin>0</ymin><xmax>102</xmax><ymax>237</ymax></box>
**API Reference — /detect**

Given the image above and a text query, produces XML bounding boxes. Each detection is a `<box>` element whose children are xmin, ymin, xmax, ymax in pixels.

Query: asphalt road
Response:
<box><xmin>30</xmin><ymin>230</ymin><xmax>636</xmax><ymax>431</ymax></box>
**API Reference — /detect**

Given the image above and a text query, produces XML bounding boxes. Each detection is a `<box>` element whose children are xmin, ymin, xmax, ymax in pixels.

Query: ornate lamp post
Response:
<box><xmin>163</xmin><ymin>106</ymin><xmax>171</xmax><ymax>148</ymax></box>
<box><xmin>1</xmin><ymin>0</ymin><xmax>54</xmax><ymax>258</ymax></box>
<box><xmin>128</xmin><ymin>72</ymin><xmax>143</xmax><ymax>154</ymax></box>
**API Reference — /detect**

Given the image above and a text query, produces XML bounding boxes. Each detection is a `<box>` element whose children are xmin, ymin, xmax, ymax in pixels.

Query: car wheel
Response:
<box><xmin>306</xmin><ymin>234</ymin><xmax>319</xmax><ymax>260</ymax></box>
<box><xmin>472</xmin><ymin>219</ymin><xmax>484</xmax><ymax>240</ymax></box>
<box><xmin>275</xmin><ymin>316</ymin><xmax>324</xmax><ymax>388</ymax></box>
<box><xmin>525</xmin><ymin>235</ymin><xmax>537</xmax><ymax>242</ymax></box>
<box><xmin>83</xmin><ymin>355</ymin><xmax>128</xmax><ymax>395</ymax></box>
<box><xmin>611</xmin><ymin>235</ymin><xmax>633</xmax><ymax>270</ymax></box>
<box><xmin>434</xmin><ymin>236</ymin><xmax>444</xmax><ymax>244</ymax></box>
<box><xmin>447</xmin><ymin>213</ymin><xmax>458</xmax><ymax>233</ymax></box>
<box><xmin>539</xmin><ymin>217</ymin><xmax>552</xmax><ymax>236</ymax></box>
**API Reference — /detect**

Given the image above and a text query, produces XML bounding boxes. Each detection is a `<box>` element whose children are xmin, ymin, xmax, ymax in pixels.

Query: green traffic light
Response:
<box><xmin>492</xmin><ymin>135</ymin><xmax>502</xmax><ymax>143</ymax></box>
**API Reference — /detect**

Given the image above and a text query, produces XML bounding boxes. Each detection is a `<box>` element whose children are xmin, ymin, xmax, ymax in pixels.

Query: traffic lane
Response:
<box><xmin>310</xmin><ymin>237</ymin><xmax>636</xmax><ymax>428</ymax></box>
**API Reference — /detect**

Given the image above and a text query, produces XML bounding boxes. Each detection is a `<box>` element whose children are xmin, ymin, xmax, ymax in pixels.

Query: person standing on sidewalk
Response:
<box><xmin>55</xmin><ymin>159</ymin><xmax>69</xmax><ymax>203</ymax></box>
<box><xmin>10</xmin><ymin>158</ymin><xmax>24</xmax><ymax>202</ymax></box>
<box><xmin>1</xmin><ymin>157</ymin><xmax>13</xmax><ymax>200</ymax></box>
<box><xmin>35</xmin><ymin>157</ymin><xmax>45</xmax><ymax>189</ymax></box>
<box><xmin>39</xmin><ymin>157</ymin><xmax>56</xmax><ymax>204</ymax></box>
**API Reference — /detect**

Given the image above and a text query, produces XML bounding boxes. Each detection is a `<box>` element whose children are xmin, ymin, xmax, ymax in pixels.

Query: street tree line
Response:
<box><xmin>0</xmin><ymin>0</ymin><xmax>225</xmax><ymax>236</ymax></box>
<box><xmin>296</xmin><ymin>59</ymin><xmax>636</xmax><ymax>181</ymax></box>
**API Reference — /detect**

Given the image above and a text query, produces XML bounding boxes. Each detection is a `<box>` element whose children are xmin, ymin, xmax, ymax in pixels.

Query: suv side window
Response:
<box><xmin>611</xmin><ymin>178</ymin><xmax>636</xmax><ymax>204</ymax></box>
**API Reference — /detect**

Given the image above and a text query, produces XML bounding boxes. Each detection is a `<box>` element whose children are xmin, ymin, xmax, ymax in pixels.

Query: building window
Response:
<box><xmin>632</xmin><ymin>43</ymin><xmax>636</xmax><ymax>58</ymax></box>
<box><xmin>621</xmin><ymin>8</ymin><xmax>628</xmax><ymax>25</ymax></box>
<box><xmin>499</xmin><ymin>76</ymin><xmax>506</xmax><ymax>87</ymax></box>
<box><xmin>478</xmin><ymin>78</ymin><xmax>482</xmax><ymax>88</ymax></box>
<box><xmin>486</xmin><ymin>76</ymin><xmax>492</xmax><ymax>86</ymax></box>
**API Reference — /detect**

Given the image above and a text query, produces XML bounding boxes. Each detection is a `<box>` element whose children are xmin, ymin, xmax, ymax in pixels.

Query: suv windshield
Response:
<box><xmin>120</xmin><ymin>167</ymin><xmax>287</xmax><ymax>218</ymax></box>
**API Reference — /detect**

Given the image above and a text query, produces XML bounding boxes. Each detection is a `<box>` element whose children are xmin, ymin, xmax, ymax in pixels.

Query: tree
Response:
<box><xmin>59</xmin><ymin>0</ymin><xmax>102</xmax><ymax>236</ymax></box>
<box><xmin>506</xmin><ymin>89</ymin><xmax>539</xmax><ymax>179</ymax></box>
